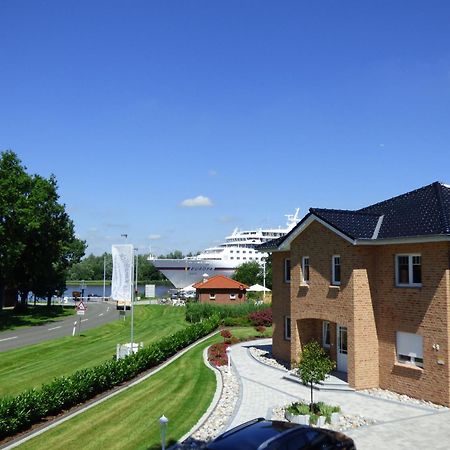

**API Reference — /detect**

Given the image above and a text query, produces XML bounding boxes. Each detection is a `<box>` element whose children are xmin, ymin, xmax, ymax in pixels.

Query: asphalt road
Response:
<box><xmin>0</xmin><ymin>300</ymin><xmax>119</xmax><ymax>352</ymax></box>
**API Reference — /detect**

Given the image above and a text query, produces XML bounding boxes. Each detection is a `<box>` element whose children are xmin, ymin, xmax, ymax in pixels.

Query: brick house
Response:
<box><xmin>263</xmin><ymin>182</ymin><xmax>450</xmax><ymax>406</ymax></box>
<box><xmin>193</xmin><ymin>275</ymin><xmax>248</xmax><ymax>304</ymax></box>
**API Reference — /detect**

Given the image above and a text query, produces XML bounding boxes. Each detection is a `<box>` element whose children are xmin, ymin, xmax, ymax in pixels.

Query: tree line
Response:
<box><xmin>0</xmin><ymin>151</ymin><xmax>86</xmax><ymax>308</ymax></box>
<box><xmin>67</xmin><ymin>253</ymin><xmax>167</xmax><ymax>282</ymax></box>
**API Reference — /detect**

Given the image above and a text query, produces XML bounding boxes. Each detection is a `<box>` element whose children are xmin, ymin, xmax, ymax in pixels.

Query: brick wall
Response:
<box><xmin>373</xmin><ymin>242</ymin><xmax>450</xmax><ymax>406</ymax></box>
<box><xmin>198</xmin><ymin>289</ymin><xmax>246</xmax><ymax>304</ymax></box>
<box><xmin>272</xmin><ymin>251</ymin><xmax>291</xmax><ymax>362</ymax></box>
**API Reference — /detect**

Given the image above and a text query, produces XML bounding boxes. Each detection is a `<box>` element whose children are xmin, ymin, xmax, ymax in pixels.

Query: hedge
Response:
<box><xmin>0</xmin><ymin>315</ymin><xmax>219</xmax><ymax>440</ymax></box>
<box><xmin>185</xmin><ymin>302</ymin><xmax>268</xmax><ymax>323</ymax></box>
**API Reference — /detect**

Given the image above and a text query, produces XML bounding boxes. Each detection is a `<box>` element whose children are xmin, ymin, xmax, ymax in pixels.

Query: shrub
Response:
<box><xmin>207</xmin><ymin>342</ymin><xmax>229</xmax><ymax>367</ymax></box>
<box><xmin>185</xmin><ymin>302</ymin><xmax>268</xmax><ymax>323</ymax></box>
<box><xmin>0</xmin><ymin>315</ymin><xmax>220</xmax><ymax>440</ymax></box>
<box><xmin>286</xmin><ymin>401</ymin><xmax>310</xmax><ymax>416</ymax></box>
<box><xmin>220</xmin><ymin>329</ymin><xmax>232</xmax><ymax>342</ymax></box>
<box><xmin>248</xmin><ymin>308</ymin><xmax>272</xmax><ymax>327</ymax></box>
<box><xmin>255</xmin><ymin>325</ymin><xmax>266</xmax><ymax>335</ymax></box>
<box><xmin>222</xmin><ymin>316</ymin><xmax>251</xmax><ymax>327</ymax></box>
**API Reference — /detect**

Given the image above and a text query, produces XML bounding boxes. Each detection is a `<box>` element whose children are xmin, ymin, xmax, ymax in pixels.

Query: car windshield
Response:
<box><xmin>206</xmin><ymin>421</ymin><xmax>300</xmax><ymax>450</ymax></box>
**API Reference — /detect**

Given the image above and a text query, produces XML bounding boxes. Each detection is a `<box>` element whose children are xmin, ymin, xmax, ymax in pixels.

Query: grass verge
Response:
<box><xmin>18</xmin><ymin>334</ymin><xmax>221</xmax><ymax>450</ymax></box>
<box><xmin>0</xmin><ymin>305</ymin><xmax>74</xmax><ymax>332</ymax></box>
<box><xmin>0</xmin><ymin>305</ymin><xmax>187</xmax><ymax>397</ymax></box>
<box><xmin>8</xmin><ymin>326</ymin><xmax>272</xmax><ymax>449</ymax></box>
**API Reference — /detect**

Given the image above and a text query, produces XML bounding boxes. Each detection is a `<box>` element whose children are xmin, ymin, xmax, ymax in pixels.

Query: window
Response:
<box><xmin>322</xmin><ymin>321</ymin><xmax>330</xmax><ymax>348</ymax></box>
<box><xmin>332</xmin><ymin>255</ymin><xmax>341</xmax><ymax>285</ymax></box>
<box><xmin>284</xmin><ymin>258</ymin><xmax>291</xmax><ymax>283</ymax></box>
<box><xmin>284</xmin><ymin>316</ymin><xmax>291</xmax><ymax>340</ymax></box>
<box><xmin>396</xmin><ymin>331</ymin><xmax>423</xmax><ymax>367</ymax></box>
<box><xmin>396</xmin><ymin>254</ymin><xmax>422</xmax><ymax>286</ymax></box>
<box><xmin>302</xmin><ymin>256</ymin><xmax>310</xmax><ymax>284</ymax></box>
<box><xmin>209</xmin><ymin>293</ymin><xmax>216</xmax><ymax>300</ymax></box>
<box><xmin>229</xmin><ymin>293</ymin><xmax>236</xmax><ymax>300</ymax></box>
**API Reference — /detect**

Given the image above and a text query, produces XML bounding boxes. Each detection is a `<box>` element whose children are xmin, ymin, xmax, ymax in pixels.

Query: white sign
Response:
<box><xmin>76</xmin><ymin>301</ymin><xmax>87</xmax><ymax>315</ymax></box>
<box><xmin>111</xmin><ymin>244</ymin><xmax>134</xmax><ymax>306</ymax></box>
<box><xmin>76</xmin><ymin>301</ymin><xmax>87</xmax><ymax>311</ymax></box>
<box><xmin>145</xmin><ymin>284</ymin><xmax>155</xmax><ymax>298</ymax></box>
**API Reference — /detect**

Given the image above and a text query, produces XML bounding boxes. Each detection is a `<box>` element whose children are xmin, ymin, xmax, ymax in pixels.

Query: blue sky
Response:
<box><xmin>1</xmin><ymin>1</ymin><xmax>450</xmax><ymax>255</ymax></box>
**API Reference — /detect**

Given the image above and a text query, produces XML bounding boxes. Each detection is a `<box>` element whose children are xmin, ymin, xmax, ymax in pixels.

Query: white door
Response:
<box><xmin>337</xmin><ymin>325</ymin><xmax>348</xmax><ymax>373</ymax></box>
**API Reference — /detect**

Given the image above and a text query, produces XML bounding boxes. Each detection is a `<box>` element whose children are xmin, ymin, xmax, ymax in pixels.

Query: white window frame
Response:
<box><xmin>284</xmin><ymin>316</ymin><xmax>291</xmax><ymax>340</ymax></box>
<box><xmin>284</xmin><ymin>258</ymin><xmax>291</xmax><ymax>283</ymax></box>
<box><xmin>331</xmin><ymin>255</ymin><xmax>341</xmax><ymax>286</ymax></box>
<box><xmin>396</xmin><ymin>331</ymin><xmax>423</xmax><ymax>368</ymax></box>
<box><xmin>229</xmin><ymin>293</ymin><xmax>236</xmax><ymax>300</ymax></box>
<box><xmin>209</xmin><ymin>293</ymin><xmax>216</xmax><ymax>300</ymax></box>
<box><xmin>322</xmin><ymin>321</ymin><xmax>331</xmax><ymax>348</ymax></box>
<box><xmin>395</xmin><ymin>254</ymin><xmax>422</xmax><ymax>287</ymax></box>
<box><xmin>301</xmin><ymin>256</ymin><xmax>310</xmax><ymax>285</ymax></box>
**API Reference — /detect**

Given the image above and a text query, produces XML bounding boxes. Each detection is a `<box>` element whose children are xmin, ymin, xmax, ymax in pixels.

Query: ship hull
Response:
<box><xmin>150</xmin><ymin>259</ymin><xmax>237</xmax><ymax>288</ymax></box>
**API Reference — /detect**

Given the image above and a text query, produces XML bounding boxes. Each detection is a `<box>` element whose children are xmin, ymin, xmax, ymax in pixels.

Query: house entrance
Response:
<box><xmin>337</xmin><ymin>325</ymin><xmax>348</xmax><ymax>373</ymax></box>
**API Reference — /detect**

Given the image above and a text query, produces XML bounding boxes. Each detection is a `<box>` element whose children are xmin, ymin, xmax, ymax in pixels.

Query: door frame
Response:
<box><xmin>337</xmin><ymin>325</ymin><xmax>348</xmax><ymax>373</ymax></box>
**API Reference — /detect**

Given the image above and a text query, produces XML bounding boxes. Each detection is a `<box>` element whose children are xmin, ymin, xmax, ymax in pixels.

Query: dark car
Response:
<box><xmin>204</xmin><ymin>418</ymin><xmax>355</xmax><ymax>450</ymax></box>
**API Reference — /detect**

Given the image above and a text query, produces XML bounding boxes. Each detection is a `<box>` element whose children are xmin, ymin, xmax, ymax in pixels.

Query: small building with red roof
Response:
<box><xmin>193</xmin><ymin>275</ymin><xmax>249</xmax><ymax>304</ymax></box>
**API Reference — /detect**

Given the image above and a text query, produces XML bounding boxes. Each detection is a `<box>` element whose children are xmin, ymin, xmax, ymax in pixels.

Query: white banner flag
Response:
<box><xmin>111</xmin><ymin>244</ymin><xmax>134</xmax><ymax>305</ymax></box>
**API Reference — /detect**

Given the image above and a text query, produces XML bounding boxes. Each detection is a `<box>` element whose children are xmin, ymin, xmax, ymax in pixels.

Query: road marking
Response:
<box><xmin>98</xmin><ymin>313</ymin><xmax>104</xmax><ymax>317</ymax></box>
<box><xmin>107</xmin><ymin>307</ymin><xmax>110</xmax><ymax>312</ymax></box>
<box><xmin>48</xmin><ymin>326</ymin><xmax>62</xmax><ymax>331</ymax></box>
<box><xmin>81</xmin><ymin>319</ymin><xmax>89</xmax><ymax>322</ymax></box>
<box><xmin>0</xmin><ymin>336</ymin><xmax>18</xmax><ymax>342</ymax></box>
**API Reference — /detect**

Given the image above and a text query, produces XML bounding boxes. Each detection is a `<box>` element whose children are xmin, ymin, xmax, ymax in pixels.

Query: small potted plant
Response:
<box><xmin>285</xmin><ymin>401</ymin><xmax>310</xmax><ymax>425</ymax></box>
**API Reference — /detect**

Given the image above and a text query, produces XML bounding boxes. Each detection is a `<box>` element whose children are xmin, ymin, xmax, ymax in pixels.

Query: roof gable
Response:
<box><xmin>193</xmin><ymin>275</ymin><xmax>249</xmax><ymax>290</ymax></box>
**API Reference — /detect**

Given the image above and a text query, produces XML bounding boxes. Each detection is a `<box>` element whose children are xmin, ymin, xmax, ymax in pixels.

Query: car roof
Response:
<box><xmin>205</xmin><ymin>419</ymin><xmax>310</xmax><ymax>450</ymax></box>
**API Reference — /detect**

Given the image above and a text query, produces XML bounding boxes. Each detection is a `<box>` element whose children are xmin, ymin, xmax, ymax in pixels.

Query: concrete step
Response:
<box><xmin>282</xmin><ymin>372</ymin><xmax>355</xmax><ymax>392</ymax></box>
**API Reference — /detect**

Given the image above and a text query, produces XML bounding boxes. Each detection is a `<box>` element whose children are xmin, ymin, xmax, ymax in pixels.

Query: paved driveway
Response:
<box><xmin>228</xmin><ymin>339</ymin><xmax>450</xmax><ymax>449</ymax></box>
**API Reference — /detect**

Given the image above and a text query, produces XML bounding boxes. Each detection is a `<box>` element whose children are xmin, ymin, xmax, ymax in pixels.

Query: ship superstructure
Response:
<box><xmin>148</xmin><ymin>209</ymin><xmax>299</xmax><ymax>288</ymax></box>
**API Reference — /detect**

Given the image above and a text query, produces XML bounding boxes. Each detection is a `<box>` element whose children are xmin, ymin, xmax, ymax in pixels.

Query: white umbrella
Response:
<box><xmin>248</xmin><ymin>284</ymin><xmax>271</xmax><ymax>292</ymax></box>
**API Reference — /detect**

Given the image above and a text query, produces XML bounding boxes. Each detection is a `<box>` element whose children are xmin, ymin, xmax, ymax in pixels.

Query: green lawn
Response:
<box><xmin>0</xmin><ymin>305</ymin><xmax>75</xmax><ymax>332</ymax></box>
<box><xmin>11</xmin><ymin>326</ymin><xmax>272</xmax><ymax>449</ymax></box>
<box><xmin>0</xmin><ymin>305</ymin><xmax>187</xmax><ymax>397</ymax></box>
<box><xmin>19</xmin><ymin>334</ymin><xmax>221</xmax><ymax>450</ymax></box>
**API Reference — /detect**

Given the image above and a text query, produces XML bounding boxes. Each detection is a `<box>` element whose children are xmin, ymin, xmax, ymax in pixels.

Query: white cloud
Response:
<box><xmin>148</xmin><ymin>234</ymin><xmax>162</xmax><ymax>240</ymax></box>
<box><xmin>180</xmin><ymin>195</ymin><xmax>213</xmax><ymax>207</ymax></box>
<box><xmin>208</xmin><ymin>170</ymin><xmax>218</xmax><ymax>177</ymax></box>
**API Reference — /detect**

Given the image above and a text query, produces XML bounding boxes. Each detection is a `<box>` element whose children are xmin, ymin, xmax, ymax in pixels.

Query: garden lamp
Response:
<box><xmin>159</xmin><ymin>415</ymin><xmax>169</xmax><ymax>450</ymax></box>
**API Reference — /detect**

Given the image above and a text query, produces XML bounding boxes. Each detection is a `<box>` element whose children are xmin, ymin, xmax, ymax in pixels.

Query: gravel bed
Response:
<box><xmin>175</xmin><ymin>366</ymin><xmax>239</xmax><ymax>449</ymax></box>
<box><xmin>249</xmin><ymin>346</ymin><xmax>289</xmax><ymax>371</ymax></box>
<box><xmin>360</xmin><ymin>388</ymin><xmax>448</xmax><ymax>410</ymax></box>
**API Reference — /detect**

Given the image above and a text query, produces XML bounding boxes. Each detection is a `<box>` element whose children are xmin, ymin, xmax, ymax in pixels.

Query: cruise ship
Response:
<box><xmin>148</xmin><ymin>210</ymin><xmax>300</xmax><ymax>288</ymax></box>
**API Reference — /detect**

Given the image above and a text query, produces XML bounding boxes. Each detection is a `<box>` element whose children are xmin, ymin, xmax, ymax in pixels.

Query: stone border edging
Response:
<box><xmin>1</xmin><ymin>330</ymin><xmax>220</xmax><ymax>450</ymax></box>
<box><xmin>173</xmin><ymin>347</ymin><xmax>224</xmax><ymax>445</ymax></box>
<box><xmin>245</xmin><ymin>340</ymin><xmax>289</xmax><ymax>374</ymax></box>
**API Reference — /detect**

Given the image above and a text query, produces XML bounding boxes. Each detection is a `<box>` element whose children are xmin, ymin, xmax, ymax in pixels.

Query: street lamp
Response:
<box><xmin>159</xmin><ymin>415</ymin><xmax>169</xmax><ymax>450</ymax></box>
<box><xmin>226</xmin><ymin>346</ymin><xmax>231</xmax><ymax>372</ymax></box>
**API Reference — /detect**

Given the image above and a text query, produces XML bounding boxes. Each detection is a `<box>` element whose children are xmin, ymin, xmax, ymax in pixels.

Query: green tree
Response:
<box><xmin>297</xmin><ymin>340</ymin><xmax>335</xmax><ymax>409</ymax></box>
<box><xmin>0</xmin><ymin>151</ymin><xmax>86</xmax><ymax>308</ymax></box>
<box><xmin>233</xmin><ymin>261</ymin><xmax>260</xmax><ymax>286</ymax></box>
<box><xmin>232</xmin><ymin>258</ymin><xmax>272</xmax><ymax>289</ymax></box>
<box><xmin>0</xmin><ymin>151</ymin><xmax>33</xmax><ymax>308</ymax></box>
<box><xmin>159</xmin><ymin>250</ymin><xmax>184</xmax><ymax>259</ymax></box>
